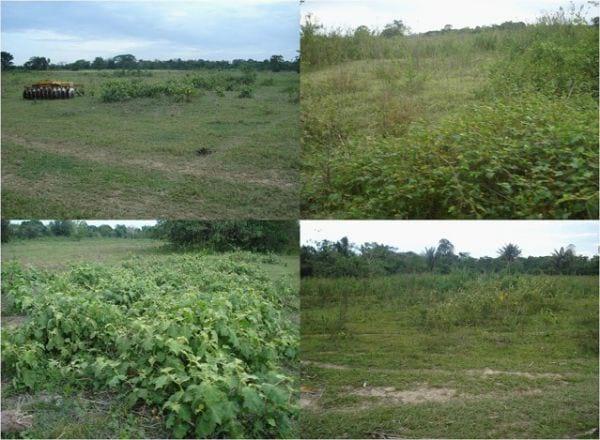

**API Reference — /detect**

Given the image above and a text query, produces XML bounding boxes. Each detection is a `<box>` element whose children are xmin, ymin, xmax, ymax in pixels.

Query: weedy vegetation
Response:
<box><xmin>301</xmin><ymin>5</ymin><xmax>599</xmax><ymax>218</ymax></box>
<box><xmin>300</xmin><ymin>272</ymin><xmax>599</xmax><ymax>438</ymax></box>
<box><xmin>1</xmin><ymin>240</ymin><xmax>299</xmax><ymax>438</ymax></box>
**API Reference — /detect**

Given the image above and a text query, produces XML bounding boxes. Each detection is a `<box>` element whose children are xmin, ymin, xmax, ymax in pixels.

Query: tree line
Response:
<box><xmin>1</xmin><ymin>220</ymin><xmax>298</xmax><ymax>254</ymax></box>
<box><xmin>154</xmin><ymin>220</ymin><xmax>298</xmax><ymax>253</ymax></box>
<box><xmin>1</xmin><ymin>220</ymin><xmax>156</xmax><ymax>242</ymax></box>
<box><xmin>301</xmin><ymin>237</ymin><xmax>599</xmax><ymax>277</ymax></box>
<box><xmin>0</xmin><ymin>52</ymin><xmax>298</xmax><ymax>72</ymax></box>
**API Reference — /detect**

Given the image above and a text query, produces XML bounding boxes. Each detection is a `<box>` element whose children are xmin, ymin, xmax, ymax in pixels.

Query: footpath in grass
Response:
<box><xmin>300</xmin><ymin>274</ymin><xmax>599</xmax><ymax>439</ymax></box>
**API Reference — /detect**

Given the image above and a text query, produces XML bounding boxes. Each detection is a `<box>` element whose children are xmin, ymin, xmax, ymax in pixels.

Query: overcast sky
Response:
<box><xmin>1</xmin><ymin>0</ymin><xmax>299</xmax><ymax>65</ymax></box>
<box><xmin>301</xmin><ymin>0</ymin><xmax>596</xmax><ymax>33</ymax></box>
<box><xmin>11</xmin><ymin>220</ymin><xmax>157</xmax><ymax>228</ymax></box>
<box><xmin>301</xmin><ymin>221</ymin><xmax>600</xmax><ymax>257</ymax></box>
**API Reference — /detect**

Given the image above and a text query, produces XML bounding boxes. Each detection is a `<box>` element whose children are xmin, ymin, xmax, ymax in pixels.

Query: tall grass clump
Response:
<box><xmin>302</xmin><ymin>273</ymin><xmax>598</xmax><ymax>336</ymax></box>
<box><xmin>422</xmin><ymin>276</ymin><xmax>565</xmax><ymax>329</ymax></box>
<box><xmin>488</xmin><ymin>21</ymin><xmax>598</xmax><ymax>97</ymax></box>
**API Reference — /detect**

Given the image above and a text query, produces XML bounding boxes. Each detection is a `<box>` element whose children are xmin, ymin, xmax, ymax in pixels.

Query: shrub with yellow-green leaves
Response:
<box><xmin>1</xmin><ymin>254</ymin><xmax>298</xmax><ymax>438</ymax></box>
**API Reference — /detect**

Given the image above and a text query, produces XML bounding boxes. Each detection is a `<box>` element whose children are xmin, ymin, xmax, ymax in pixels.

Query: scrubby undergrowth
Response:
<box><xmin>301</xmin><ymin>15</ymin><xmax>599</xmax><ymax>218</ymax></box>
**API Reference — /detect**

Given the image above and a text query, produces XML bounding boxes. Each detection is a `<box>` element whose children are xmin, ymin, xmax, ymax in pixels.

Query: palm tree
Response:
<box><xmin>498</xmin><ymin>243</ymin><xmax>522</xmax><ymax>275</ymax></box>
<box><xmin>552</xmin><ymin>245</ymin><xmax>575</xmax><ymax>274</ymax></box>
<box><xmin>436</xmin><ymin>238</ymin><xmax>454</xmax><ymax>257</ymax></box>
<box><xmin>424</xmin><ymin>247</ymin><xmax>436</xmax><ymax>271</ymax></box>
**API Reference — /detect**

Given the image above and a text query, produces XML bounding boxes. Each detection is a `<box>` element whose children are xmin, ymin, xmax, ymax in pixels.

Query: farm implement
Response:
<box><xmin>23</xmin><ymin>81</ymin><xmax>82</xmax><ymax>100</ymax></box>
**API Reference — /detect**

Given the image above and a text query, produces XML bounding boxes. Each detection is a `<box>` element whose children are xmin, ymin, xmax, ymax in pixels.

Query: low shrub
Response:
<box><xmin>260</xmin><ymin>77</ymin><xmax>275</xmax><ymax>86</ymax></box>
<box><xmin>1</xmin><ymin>256</ymin><xmax>298</xmax><ymax>438</ymax></box>
<box><xmin>99</xmin><ymin>79</ymin><xmax>196</xmax><ymax>102</ymax></box>
<box><xmin>489</xmin><ymin>26</ymin><xmax>598</xmax><ymax>97</ymax></box>
<box><xmin>303</xmin><ymin>92</ymin><xmax>598</xmax><ymax>219</ymax></box>
<box><xmin>422</xmin><ymin>277</ymin><xmax>564</xmax><ymax>329</ymax></box>
<box><xmin>238</xmin><ymin>86</ymin><xmax>254</xmax><ymax>98</ymax></box>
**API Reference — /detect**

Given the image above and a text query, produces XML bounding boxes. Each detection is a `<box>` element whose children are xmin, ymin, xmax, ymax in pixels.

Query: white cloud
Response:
<box><xmin>3</xmin><ymin>30</ymin><xmax>169</xmax><ymax>63</ymax></box>
<box><xmin>2</xmin><ymin>1</ymin><xmax>299</xmax><ymax>64</ymax></box>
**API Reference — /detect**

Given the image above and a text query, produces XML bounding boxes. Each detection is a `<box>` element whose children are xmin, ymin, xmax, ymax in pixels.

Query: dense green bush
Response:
<box><xmin>238</xmin><ymin>86</ymin><xmax>254</xmax><ymax>98</ymax></box>
<box><xmin>489</xmin><ymin>25</ymin><xmax>598</xmax><ymax>97</ymax></box>
<box><xmin>187</xmin><ymin>71</ymin><xmax>257</xmax><ymax>92</ymax></box>
<box><xmin>100</xmin><ymin>79</ymin><xmax>195</xmax><ymax>102</ymax></box>
<box><xmin>1</xmin><ymin>254</ymin><xmax>298</xmax><ymax>438</ymax></box>
<box><xmin>157</xmin><ymin>220</ymin><xmax>298</xmax><ymax>253</ymax></box>
<box><xmin>303</xmin><ymin>92</ymin><xmax>598</xmax><ymax>219</ymax></box>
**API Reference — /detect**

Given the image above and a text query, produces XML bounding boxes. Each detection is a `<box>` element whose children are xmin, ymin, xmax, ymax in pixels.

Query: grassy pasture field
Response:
<box><xmin>300</xmin><ymin>273</ymin><xmax>599</xmax><ymax>438</ymax></box>
<box><xmin>1</xmin><ymin>69</ymin><xmax>299</xmax><ymax>218</ymax></box>
<box><xmin>301</xmin><ymin>14</ymin><xmax>599</xmax><ymax>219</ymax></box>
<box><xmin>1</xmin><ymin>238</ymin><xmax>299</xmax><ymax>438</ymax></box>
<box><xmin>1</xmin><ymin>237</ymin><xmax>164</xmax><ymax>270</ymax></box>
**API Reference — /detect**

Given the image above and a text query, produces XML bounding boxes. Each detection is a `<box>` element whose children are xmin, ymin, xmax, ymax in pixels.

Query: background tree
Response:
<box><xmin>97</xmin><ymin>224</ymin><xmax>114</xmax><ymax>237</ymax></box>
<box><xmin>69</xmin><ymin>59</ymin><xmax>91</xmax><ymax>71</ymax></box>
<box><xmin>91</xmin><ymin>57</ymin><xmax>107</xmax><ymax>69</ymax></box>
<box><xmin>424</xmin><ymin>247</ymin><xmax>436</xmax><ymax>271</ymax></box>
<box><xmin>157</xmin><ymin>220</ymin><xmax>298</xmax><ymax>253</ymax></box>
<box><xmin>436</xmin><ymin>238</ymin><xmax>455</xmax><ymax>257</ymax></box>
<box><xmin>498</xmin><ymin>243</ymin><xmax>522</xmax><ymax>274</ymax></box>
<box><xmin>114</xmin><ymin>224</ymin><xmax>128</xmax><ymax>238</ymax></box>
<box><xmin>269</xmin><ymin>55</ymin><xmax>284</xmax><ymax>72</ymax></box>
<box><xmin>552</xmin><ymin>245</ymin><xmax>576</xmax><ymax>274</ymax></box>
<box><xmin>381</xmin><ymin>19</ymin><xmax>410</xmax><ymax>37</ymax></box>
<box><xmin>1</xmin><ymin>220</ymin><xmax>11</xmax><ymax>243</ymax></box>
<box><xmin>73</xmin><ymin>221</ymin><xmax>90</xmax><ymax>240</ymax></box>
<box><xmin>301</xmin><ymin>238</ymin><xmax>599</xmax><ymax>278</ymax></box>
<box><xmin>17</xmin><ymin>220</ymin><xmax>48</xmax><ymax>239</ymax></box>
<box><xmin>49</xmin><ymin>220</ymin><xmax>73</xmax><ymax>237</ymax></box>
<box><xmin>354</xmin><ymin>25</ymin><xmax>372</xmax><ymax>38</ymax></box>
<box><xmin>1</xmin><ymin>51</ymin><xmax>14</xmax><ymax>70</ymax></box>
<box><xmin>112</xmin><ymin>54</ymin><xmax>137</xmax><ymax>69</ymax></box>
<box><xmin>24</xmin><ymin>56</ymin><xmax>50</xmax><ymax>70</ymax></box>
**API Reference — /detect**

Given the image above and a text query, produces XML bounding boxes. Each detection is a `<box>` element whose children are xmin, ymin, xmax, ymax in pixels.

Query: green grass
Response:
<box><xmin>301</xmin><ymin>22</ymin><xmax>599</xmax><ymax>219</ymax></box>
<box><xmin>1</xmin><ymin>238</ymin><xmax>164</xmax><ymax>270</ymax></box>
<box><xmin>1</xmin><ymin>69</ymin><xmax>299</xmax><ymax>218</ymax></box>
<box><xmin>300</xmin><ymin>273</ymin><xmax>598</xmax><ymax>438</ymax></box>
<box><xmin>1</xmin><ymin>238</ymin><xmax>299</xmax><ymax>438</ymax></box>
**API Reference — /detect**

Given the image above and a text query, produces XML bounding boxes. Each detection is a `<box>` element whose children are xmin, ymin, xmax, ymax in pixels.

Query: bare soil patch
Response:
<box><xmin>300</xmin><ymin>385</ymin><xmax>324</xmax><ymax>410</ymax></box>
<box><xmin>470</xmin><ymin>368</ymin><xmax>565</xmax><ymax>380</ymax></box>
<box><xmin>1</xmin><ymin>316</ymin><xmax>27</xmax><ymax>329</ymax></box>
<box><xmin>1</xmin><ymin>410</ymin><xmax>33</xmax><ymax>433</ymax></box>
<box><xmin>302</xmin><ymin>360</ymin><xmax>349</xmax><ymax>370</ymax></box>
<box><xmin>350</xmin><ymin>385</ymin><xmax>458</xmax><ymax>404</ymax></box>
